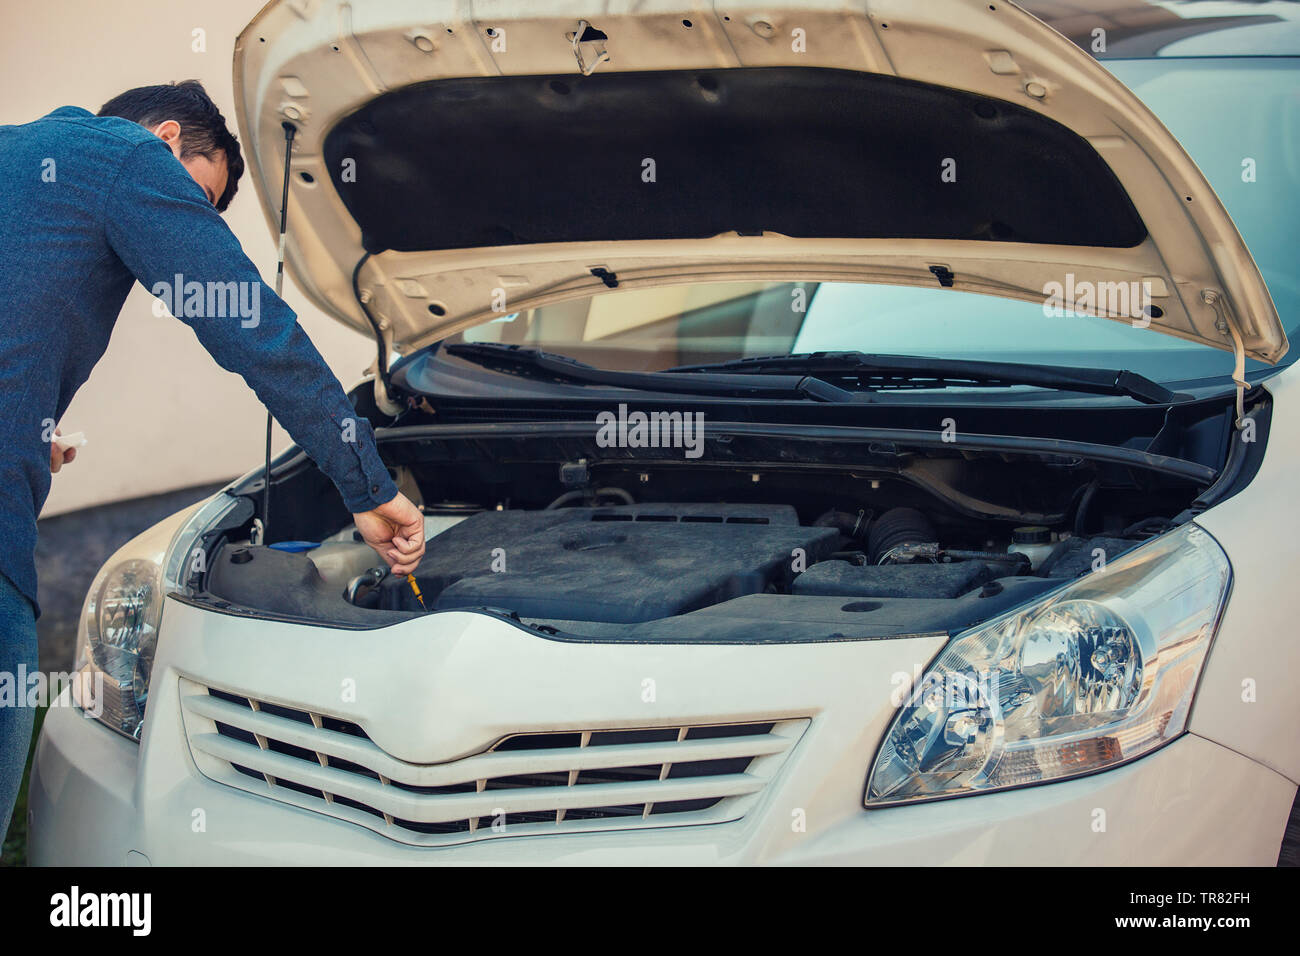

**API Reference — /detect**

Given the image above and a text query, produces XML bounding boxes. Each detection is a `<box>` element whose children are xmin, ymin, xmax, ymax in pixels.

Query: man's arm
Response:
<box><xmin>103</xmin><ymin>138</ymin><xmax>424</xmax><ymax>572</ymax></box>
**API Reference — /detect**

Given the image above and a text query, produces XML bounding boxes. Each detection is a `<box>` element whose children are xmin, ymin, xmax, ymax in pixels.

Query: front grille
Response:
<box><xmin>179</xmin><ymin>679</ymin><xmax>806</xmax><ymax>846</ymax></box>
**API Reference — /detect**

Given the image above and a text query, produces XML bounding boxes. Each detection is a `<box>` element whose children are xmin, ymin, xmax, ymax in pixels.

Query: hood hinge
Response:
<box><xmin>1203</xmin><ymin>289</ymin><xmax>1246</xmax><ymax>428</ymax></box>
<box><xmin>373</xmin><ymin>369</ymin><xmax>402</xmax><ymax>417</ymax></box>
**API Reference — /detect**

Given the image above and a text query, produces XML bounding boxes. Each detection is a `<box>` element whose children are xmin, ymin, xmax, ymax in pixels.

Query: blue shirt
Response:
<box><xmin>0</xmin><ymin>107</ymin><xmax>397</xmax><ymax>615</ymax></box>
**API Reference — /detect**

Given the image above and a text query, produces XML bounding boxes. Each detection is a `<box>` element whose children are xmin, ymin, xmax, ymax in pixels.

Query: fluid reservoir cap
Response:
<box><xmin>1012</xmin><ymin>525</ymin><xmax>1051</xmax><ymax>545</ymax></box>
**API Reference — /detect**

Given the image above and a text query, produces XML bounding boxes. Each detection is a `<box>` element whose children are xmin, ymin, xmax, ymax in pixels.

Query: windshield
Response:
<box><xmin>450</xmin><ymin>54</ymin><xmax>1299</xmax><ymax>390</ymax></box>
<box><xmin>1019</xmin><ymin>0</ymin><xmax>1300</xmax><ymax>59</ymax></box>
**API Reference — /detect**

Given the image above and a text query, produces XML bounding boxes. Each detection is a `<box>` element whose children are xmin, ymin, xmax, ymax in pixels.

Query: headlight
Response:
<box><xmin>865</xmin><ymin>522</ymin><xmax>1230</xmax><ymax>806</ymax></box>
<box><xmin>73</xmin><ymin>494</ymin><xmax>240</xmax><ymax>740</ymax></box>
<box><xmin>74</xmin><ymin>558</ymin><xmax>163</xmax><ymax>739</ymax></box>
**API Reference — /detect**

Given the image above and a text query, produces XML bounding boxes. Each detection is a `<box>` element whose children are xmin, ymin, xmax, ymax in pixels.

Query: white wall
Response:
<box><xmin>1</xmin><ymin>0</ymin><xmax>374</xmax><ymax>516</ymax></box>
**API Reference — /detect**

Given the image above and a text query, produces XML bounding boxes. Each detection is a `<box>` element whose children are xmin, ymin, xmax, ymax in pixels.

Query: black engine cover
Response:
<box><xmin>378</xmin><ymin>505</ymin><xmax>839</xmax><ymax>623</ymax></box>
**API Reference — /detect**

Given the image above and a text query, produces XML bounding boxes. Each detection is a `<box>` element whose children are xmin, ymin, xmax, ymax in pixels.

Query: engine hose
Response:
<box><xmin>544</xmin><ymin>490</ymin><xmax>585</xmax><ymax>510</ymax></box>
<box><xmin>544</xmin><ymin>487</ymin><xmax>635</xmax><ymax>510</ymax></box>
<box><xmin>1074</xmin><ymin>480</ymin><xmax>1100</xmax><ymax>537</ymax></box>
<box><xmin>813</xmin><ymin>508</ymin><xmax>871</xmax><ymax>539</ymax></box>
<box><xmin>867</xmin><ymin>507</ymin><xmax>936</xmax><ymax>564</ymax></box>
<box><xmin>594</xmin><ymin>486</ymin><xmax>636</xmax><ymax>506</ymax></box>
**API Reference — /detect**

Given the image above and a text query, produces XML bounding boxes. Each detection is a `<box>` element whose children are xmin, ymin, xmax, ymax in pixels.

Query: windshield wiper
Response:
<box><xmin>443</xmin><ymin>343</ymin><xmax>860</xmax><ymax>402</ymax></box>
<box><xmin>664</xmin><ymin>351</ymin><xmax>1185</xmax><ymax>405</ymax></box>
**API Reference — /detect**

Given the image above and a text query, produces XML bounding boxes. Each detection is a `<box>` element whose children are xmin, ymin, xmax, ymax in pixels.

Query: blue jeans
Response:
<box><xmin>0</xmin><ymin>571</ymin><xmax>37</xmax><ymax>843</ymax></box>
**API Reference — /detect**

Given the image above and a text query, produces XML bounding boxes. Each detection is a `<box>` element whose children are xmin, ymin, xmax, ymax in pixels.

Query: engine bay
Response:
<box><xmin>201</xmin><ymin>492</ymin><xmax>1156</xmax><ymax>640</ymax></box>
<box><xmin>200</xmin><ymin>459</ymin><xmax>1202</xmax><ymax>640</ymax></box>
<box><xmin>191</xmin><ymin>389</ymin><xmax>1263</xmax><ymax>640</ymax></box>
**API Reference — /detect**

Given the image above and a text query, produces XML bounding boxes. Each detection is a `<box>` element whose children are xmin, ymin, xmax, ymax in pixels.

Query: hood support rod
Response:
<box><xmin>256</xmin><ymin>121</ymin><xmax>297</xmax><ymax>544</ymax></box>
<box><xmin>1204</xmin><ymin>289</ymin><xmax>1247</xmax><ymax>428</ymax></box>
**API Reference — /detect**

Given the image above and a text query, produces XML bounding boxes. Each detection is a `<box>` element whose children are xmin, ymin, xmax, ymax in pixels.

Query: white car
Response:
<box><xmin>28</xmin><ymin>0</ymin><xmax>1300</xmax><ymax>865</ymax></box>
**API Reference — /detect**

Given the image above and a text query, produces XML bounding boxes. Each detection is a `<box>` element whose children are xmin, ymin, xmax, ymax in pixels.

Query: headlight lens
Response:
<box><xmin>865</xmin><ymin>522</ymin><xmax>1230</xmax><ymax>806</ymax></box>
<box><xmin>74</xmin><ymin>559</ymin><xmax>163</xmax><ymax>739</ymax></box>
<box><xmin>73</xmin><ymin>494</ymin><xmax>238</xmax><ymax>740</ymax></box>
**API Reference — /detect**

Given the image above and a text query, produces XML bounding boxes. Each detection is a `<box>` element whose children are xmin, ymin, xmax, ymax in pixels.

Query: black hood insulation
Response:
<box><xmin>324</xmin><ymin>67</ymin><xmax>1147</xmax><ymax>253</ymax></box>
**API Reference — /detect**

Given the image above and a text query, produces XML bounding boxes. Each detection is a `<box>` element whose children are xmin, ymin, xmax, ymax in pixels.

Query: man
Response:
<box><xmin>0</xmin><ymin>81</ymin><xmax>426</xmax><ymax>838</ymax></box>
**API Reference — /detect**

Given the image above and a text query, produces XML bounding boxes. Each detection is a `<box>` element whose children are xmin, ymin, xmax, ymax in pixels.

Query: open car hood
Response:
<box><xmin>233</xmin><ymin>0</ymin><xmax>1286</xmax><ymax>388</ymax></box>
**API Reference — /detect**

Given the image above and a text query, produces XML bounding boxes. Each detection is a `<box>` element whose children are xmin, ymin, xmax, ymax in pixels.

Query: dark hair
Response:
<box><xmin>97</xmin><ymin>80</ymin><xmax>244</xmax><ymax>212</ymax></box>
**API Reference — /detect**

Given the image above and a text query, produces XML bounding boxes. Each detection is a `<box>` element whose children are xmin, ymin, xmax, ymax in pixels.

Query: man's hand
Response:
<box><xmin>49</xmin><ymin>429</ymin><xmax>77</xmax><ymax>473</ymax></box>
<box><xmin>353</xmin><ymin>492</ymin><xmax>426</xmax><ymax>576</ymax></box>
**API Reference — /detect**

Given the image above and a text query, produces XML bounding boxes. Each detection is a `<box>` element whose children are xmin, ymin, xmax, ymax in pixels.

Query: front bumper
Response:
<box><xmin>30</xmin><ymin>696</ymin><xmax>1294</xmax><ymax>865</ymax></box>
<box><xmin>29</xmin><ymin>599</ymin><xmax>1296</xmax><ymax>865</ymax></box>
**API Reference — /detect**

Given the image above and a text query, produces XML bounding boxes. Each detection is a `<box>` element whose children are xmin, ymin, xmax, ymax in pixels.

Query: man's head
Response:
<box><xmin>97</xmin><ymin>80</ymin><xmax>244</xmax><ymax>212</ymax></box>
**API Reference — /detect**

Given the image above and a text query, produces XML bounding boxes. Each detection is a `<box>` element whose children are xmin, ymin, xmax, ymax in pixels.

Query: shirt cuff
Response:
<box><xmin>328</xmin><ymin>417</ymin><xmax>399</xmax><ymax>513</ymax></box>
<box><xmin>340</xmin><ymin>440</ymin><xmax>399</xmax><ymax>513</ymax></box>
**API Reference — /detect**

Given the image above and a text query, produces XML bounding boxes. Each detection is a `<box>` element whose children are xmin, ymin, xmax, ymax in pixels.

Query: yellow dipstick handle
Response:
<box><xmin>406</xmin><ymin>574</ymin><xmax>427</xmax><ymax>610</ymax></box>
